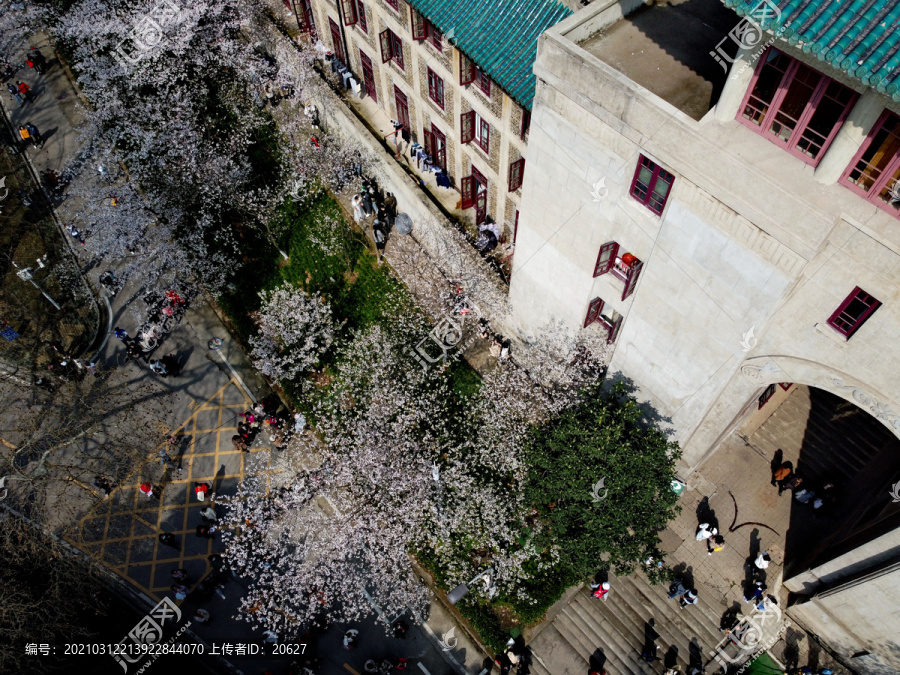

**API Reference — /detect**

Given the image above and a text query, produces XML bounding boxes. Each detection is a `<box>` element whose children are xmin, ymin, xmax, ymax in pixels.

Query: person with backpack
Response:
<box><xmin>7</xmin><ymin>82</ymin><xmax>23</xmax><ymax>106</ymax></box>
<box><xmin>590</xmin><ymin>581</ymin><xmax>611</xmax><ymax>601</ymax></box>
<box><xmin>16</xmin><ymin>80</ymin><xmax>33</xmax><ymax>103</ymax></box>
<box><xmin>24</xmin><ymin>123</ymin><xmax>42</xmax><ymax>148</ymax></box>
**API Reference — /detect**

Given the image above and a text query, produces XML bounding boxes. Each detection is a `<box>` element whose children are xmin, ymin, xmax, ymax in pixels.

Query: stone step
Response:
<box><xmin>611</xmin><ymin>578</ymin><xmax>725</xmax><ymax>671</ymax></box>
<box><xmin>552</xmin><ymin>610</ymin><xmax>646</xmax><ymax>675</ymax></box>
<box><xmin>565</xmin><ymin>596</ymin><xmax>657</xmax><ymax>674</ymax></box>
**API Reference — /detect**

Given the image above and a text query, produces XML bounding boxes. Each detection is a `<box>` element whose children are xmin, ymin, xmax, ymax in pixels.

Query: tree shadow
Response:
<box><xmin>602</xmin><ymin>372</ymin><xmax>674</xmax><ymax>432</ymax></box>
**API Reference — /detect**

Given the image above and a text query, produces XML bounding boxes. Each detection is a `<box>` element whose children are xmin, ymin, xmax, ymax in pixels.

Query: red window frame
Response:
<box><xmin>427</xmin><ymin>67</ymin><xmax>444</xmax><ymax>109</ymax></box>
<box><xmin>394</xmin><ymin>86</ymin><xmax>409</xmax><ymax>130</ymax></box>
<box><xmin>826</xmin><ymin>286</ymin><xmax>881</xmax><ymax>339</ymax></box>
<box><xmin>621</xmin><ymin>260</ymin><xmax>643</xmax><ymax>301</ymax></box>
<box><xmin>607</xmin><ymin>316</ymin><xmax>623</xmax><ymax>344</ymax></box>
<box><xmin>477</xmin><ymin>117</ymin><xmax>490</xmax><ymax>153</ymax></box>
<box><xmin>630</xmin><ymin>155</ymin><xmax>673</xmax><ymax>215</ymax></box>
<box><xmin>758</xmin><ymin>384</ymin><xmax>777</xmax><ymax>410</ymax></box>
<box><xmin>513</xmin><ymin>210</ymin><xmax>519</xmax><ymax>243</ymax></box>
<box><xmin>520</xmin><ymin>109</ymin><xmax>531</xmax><ymax>139</ymax></box>
<box><xmin>385</xmin><ymin>0</ymin><xmax>398</xmax><ymax>8</ymax></box>
<box><xmin>475</xmin><ymin>67</ymin><xmax>491</xmax><ymax>96</ymax></box>
<box><xmin>340</xmin><ymin>0</ymin><xmax>357</xmax><ymax>26</ymax></box>
<box><xmin>425</xmin><ymin>123</ymin><xmax>446</xmax><ymax>171</ymax></box>
<box><xmin>461</xmin><ymin>175</ymin><xmax>475</xmax><ymax>209</ymax></box>
<box><xmin>593</xmin><ymin>241</ymin><xmax>619</xmax><ymax>277</ymax></box>
<box><xmin>329</xmin><ymin>18</ymin><xmax>346</xmax><ymax>64</ymax></box>
<box><xmin>360</xmin><ymin>50</ymin><xmax>376</xmax><ymax>103</ymax></box>
<box><xmin>460</xmin><ymin>52</ymin><xmax>475</xmax><ymax>86</ymax></box>
<box><xmin>738</xmin><ymin>47</ymin><xmax>857</xmax><ymax>166</ymax></box>
<box><xmin>354</xmin><ymin>0</ymin><xmax>367</xmax><ymax>33</ymax></box>
<box><xmin>380</xmin><ymin>29</ymin><xmax>404</xmax><ymax>69</ymax></box>
<box><xmin>584</xmin><ymin>297</ymin><xmax>605</xmax><ymax>328</ymax></box>
<box><xmin>428</xmin><ymin>24</ymin><xmax>442</xmax><ymax>51</ymax></box>
<box><xmin>779</xmin><ymin>382</ymin><xmax>793</xmax><ymax>391</ymax></box>
<box><xmin>460</xmin><ymin>110</ymin><xmax>475</xmax><ymax>144</ymax></box>
<box><xmin>508</xmin><ymin>158</ymin><xmax>524</xmax><ymax>192</ymax></box>
<box><xmin>842</xmin><ymin>110</ymin><xmax>900</xmax><ymax>217</ymax></box>
<box><xmin>410</xmin><ymin>6</ymin><xmax>427</xmax><ymax>40</ymax></box>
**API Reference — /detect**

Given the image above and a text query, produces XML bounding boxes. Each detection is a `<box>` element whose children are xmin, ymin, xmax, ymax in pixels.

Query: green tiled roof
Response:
<box><xmin>408</xmin><ymin>0</ymin><xmax>571</xmax><ymax>109</ymax></box>
<box><xmin>725</xmin><ymin>0</ymin><xmax>900</xmax><ymax>101</ymax></box>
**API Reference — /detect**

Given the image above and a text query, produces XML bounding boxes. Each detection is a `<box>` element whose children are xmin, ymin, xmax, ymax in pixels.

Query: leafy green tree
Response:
<box><xmin>525</xmin><ymin>381</ymin><xmax>681</xmax><ymax>581</ymax></box>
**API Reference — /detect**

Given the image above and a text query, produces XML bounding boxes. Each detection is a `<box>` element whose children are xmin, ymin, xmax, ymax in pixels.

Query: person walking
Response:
<box><xmin>196</xmin><ymin>523</ymin><xmax>214</xmax><ymax>539</ymax></box>
<box><xmin>16</xmin><ymin>80</ymin><xmax>32</xmax><ymax>103</ymax></box>
<box><xmin>590</xmin><ymin>581</ymin><xmax>611</xmax><ymax>601</ymax></box>
<box><xmin>194</xmin><ymin>482</ymin><xmax>211</xmax><ymax>501</ymax></box>
<box><xmin>159</xmin><ymin>532</ymin><xmax>179</xmax><ymax>549</ymax></box>
<box><xmin>140</xmin><ymin>482</ymin><xmax>155</xmax><ymax>499</ymax></box>
<box><xmin>773</xmin><ymin>461</ymin><xmax>793</xmax><ymax>495</ymax></box>
<box><xmin>17</xmin><ymin>125</ymin><xmax>32</xmax><ymax>147</ymax></box>
<box><xmin>695</xmin><ymin>523</ymin><xmax>717</xmax><ymax>541</ymax></box>
<box><xmin>94</xmin><ymin>475</ymin><xmax>114</xmax><ymax>497</ymax></box>
<box><xmin>200</xmin><ymin>506</ymin><xmax>217</xmax><ymax>523</ymax></box>
<box><xmin>755</xmin><ymin>552</ymin><xmax>771</xmax><ymax>570</ymax></box>
<box><xmin>24</xmin><ymin>123</ymin><xmax>43</xmax><ymax>148</ymax></box>
<box><xmin>171</xmin><ymin>583</ymin><xmax>189</xmax><ymax>600</ymax></box>
<box><xmin>193</xmin><ymin>608</ymin><xmax>211</xmax><ymax>623</ymax></box>
<box><xmin>232</xmin><ymin>434</ymin><xmax>249</xmax><ymax>453</ymax></box>
<box><xmin>65</xmin><ymin>223</ymin><xmax>85</xmax><ymax>245</ymax></box>
<box><xmin>707</xmin><ymin>534</ymin><xmax>726</xmax><ymax>555</ymax></box>
<box><xmin>261</xmin><ymin>629</ymin><xmax>278</xmax><ymax>645</ymax></box>
<box><xmin>171</xmin><ymin>568</ymin><xmax>189</xmax><ymax>583</ymax></box>
<box><xmin>25</xmin><ymin>52</ymin><xmax>42</xmax><ymax>75</ymax></box>
<box><xmin>7</xmin><ymin>82</ymin><xmax>23</xmax><ymax>106</ymax></box>
<box><xmin>679</xmin><ymin>588</ymin><xmax>699</xmax><ymax>609</ymax></box>
<box><xmin>158</xmin><ymin>447</ymin><xmax>180</xmax><ymax>472</ymax></box>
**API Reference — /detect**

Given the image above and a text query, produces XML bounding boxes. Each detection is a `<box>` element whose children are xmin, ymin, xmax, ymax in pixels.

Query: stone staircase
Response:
<box><xmin>528</xmin><ymin>570</ymin><xmax>775</xmax><ymax>675</ymax></box>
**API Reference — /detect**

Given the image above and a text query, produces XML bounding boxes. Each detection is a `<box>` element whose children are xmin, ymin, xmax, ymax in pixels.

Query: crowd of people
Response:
<box><xmin>351</xmin><ymin>177</ymin><xmax>398</xmax><ymax>259</ymax></box>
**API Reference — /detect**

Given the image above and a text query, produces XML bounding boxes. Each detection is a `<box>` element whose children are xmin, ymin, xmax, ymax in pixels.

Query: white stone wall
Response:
<box><xmin>510</xmin><ymin>5</ymin><xmax>900</xmax><ymax>470</ymax></box>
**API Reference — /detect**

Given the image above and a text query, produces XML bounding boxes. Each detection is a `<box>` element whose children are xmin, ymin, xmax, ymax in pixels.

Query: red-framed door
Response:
<box><xmin>394</xmin><ymin>86</ymin><xmax>409</xmax><ymax>130</ymax></box>
<box><xmin>329</xmin><ymin>18</ymin><xmax>346</xmax><ymax>64</ymax></box>
<box><xmin>472</xmin><ymin>166</ymin><xmax>487</xmax><ymax>224</ymax></box>
<box><xmin>360</xmin><ymin>50</ymin><xmax>377</xmax><ymax>103</ymax></box>
<box><xmin>431</xmin><ymin>124</ymin><xmax>446</xmax><ymax>170</ymax></box>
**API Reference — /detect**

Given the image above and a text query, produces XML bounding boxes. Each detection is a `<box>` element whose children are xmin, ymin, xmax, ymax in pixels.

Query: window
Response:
<box><xmin>508</xmin><ymin>158</ymin><xmax>525</xmax><ymax>192</ymax></box>
<box><xmin>385</xmin><ymin>0</ymin><xmax>398</xmax><ymax>8</ymax></box>
<box><xmin>329</xmin><ymin>18</ymin><xmax>346</xmax><ymax>64</ymax></box>
<box><xmin>739</xmin><ymin>48</ymin><xmax>856</xmax><ymax>165</ymax></box>
<box><xmin>474</xmin><ymin>67</ymin><xmax>491</xmax><ymax>96</ymax></box>
<box><xmin>520</xmin><ymin>108</ymin><xmax>531</xmax><ymax>140</ymax></box>
<box><xmin>758</xmin><ymin>384</ymin><xmax>777</xmax><ymax>410</ymax></box>
<box><xmin>379</xmin><ymin>29</ymin><xmax>404</xmax><ymax>70</ymax></box>
<box><xmin>423</xmin><ymin>124</ymin><xmax>446</xmax><ymax>171</ymax></box>
<box><xmin>340</xmin><ymin>0</ymin><xmax>357</xmax><ymax>26</ymax></box>
<box><xmin>354</xmin><ymin>0</ymin><xmax>367</xmax><ymax>33</ymax></box>
<box><xmin>394</xmin><ymin>86</ymin><xmax>409</xmax><ymax>130</ymax></box>
<box><xmin>826</xmin><ymin>286</ymin><xmax>881</xmax><ymax>339</ymax></box>
<box><xmin>779</xmin><ymin>382</ymin><xmax>793</xmax><ymax>391</ymax></box>
<box><xmin>584</xmin><ymin>297</ymin><xmax>605</xmax><ymax>328</ymax></box>
<box><xmin>360</xmin><ymin>50</ymin><xmax>376</xmax><ymax>103</ymax></box>
<box><xmin>411</xmin><ymin>7</ymin><xmax>441</xmax><ymax>50</ymax></box>
<box><xmin>630</xmin><ymin>155</ymin><xmax>673</xmax><ymax>215</ymax></box>
<box><xmin>843</xmin><ymin>111</ymin><xmax>900</xmax><ymax>216</ymax></box>
<box><xmin>427</xmin><ymin>68</ymin><xmax>444</xmax><ymax>109</ymax></box>
<box><xmin>593</xmin><ymin>242</ymin><xmax>643</xmax><ymax>301</ymax></box>
<box><xmin>460</xmin><ymin>110</ymin><xmax>490</xmax><ymax>153</ymax></box>
<box><xmin>459</xmin><ymin>51</ymin><xmax>490</xmax><ymax>94</ymax></box>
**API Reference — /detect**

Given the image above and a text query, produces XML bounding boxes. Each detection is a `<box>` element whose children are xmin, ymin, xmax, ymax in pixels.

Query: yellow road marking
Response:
<box><xmin>344</xmin><ymin>665</ymin><xmax>360</xmax><ymax>675</ymax></box>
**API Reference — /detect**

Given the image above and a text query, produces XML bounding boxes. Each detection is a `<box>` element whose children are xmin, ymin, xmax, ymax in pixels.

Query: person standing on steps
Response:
<box><xmin>590</xmin><ymin>581</ymin><xmax>611</xmax><ymax>601</ymax></box>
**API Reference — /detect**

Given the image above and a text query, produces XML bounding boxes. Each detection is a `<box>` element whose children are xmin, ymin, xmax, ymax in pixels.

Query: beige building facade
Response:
<box><xmin>507</xmin><ymin>0</ymin><xmax>900</xmax><ymax>670</ymax></box>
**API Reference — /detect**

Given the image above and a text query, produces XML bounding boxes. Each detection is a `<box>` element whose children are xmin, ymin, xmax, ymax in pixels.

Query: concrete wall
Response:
<box><xmin>509</xmin><ymin>3</ymin><xmax>900</xmax><ymax>468</ymax></box>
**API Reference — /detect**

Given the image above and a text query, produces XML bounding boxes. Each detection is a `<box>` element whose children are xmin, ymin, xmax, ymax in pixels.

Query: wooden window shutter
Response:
<box><xmin>461</xmin><ymin>175</ymin><xmax>475</xmax><ymax>209</ymax></box>
<box><xmin>584</xmin><ymin>298</ymin><xmax>604</xmax><ymax>328</ymax></box>
<box><xmin>460</xmin><ymin>52</ymin><xmax>475</xmax><ymax>85</ymax></box>
<box><xmin>341</xmin><ymin>0</ymin><xmax>357</xmax><ymax>26</ymax></box>
<box><xmin>607</xmin><ymin>316</ymin><xmax>623</xmax><ymax>343</ymax></box>
<box><xmin>461</xmin><ymin>110</ymin><xmax>475</xmax><ymax>144</ymax></box>
<box><xmin>622</xmin><ymin>259</ymin><xmax>643</xmax><ymax>300</ymax></box>
<box><xmin>423</xmin><ymin>128</ymin><xmax>435</xmax><ymax>159</ymax></box>
<box><xmin>592</xmin><ymin>241</ymin><xmax>619</xmax><ymax>277</ymax></box>
<box><xmin>411</xmin><ymin>8</ymin><xmax>426</xmax><ymax>40</ymax></box>
<box><xmin>379</xmin><ymin>30</ymin><xmax>393</xmax><ymax>62</ymax></box>
<box><xmin>479</xmin><ymin>117</ymin><xmax>490</xmax><ymax>152</ymax></box>
<box><xmin>508</xmin><ymin>158</ymin><xmax>525</xmax><ymax>192</ymax></box>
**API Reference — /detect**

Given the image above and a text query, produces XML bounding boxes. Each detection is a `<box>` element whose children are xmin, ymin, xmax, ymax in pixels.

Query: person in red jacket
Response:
<box><xmin>16</xmin><ymin>80</ymin><xmax>33</xmax><ymax>103</ymax></box>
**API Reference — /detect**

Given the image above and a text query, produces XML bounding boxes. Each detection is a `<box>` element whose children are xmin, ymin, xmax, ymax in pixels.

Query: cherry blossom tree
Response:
<box><xmin>248</xmin><ymin>285</ymin><xmax>335</xmax><ymax>382</ymax></box>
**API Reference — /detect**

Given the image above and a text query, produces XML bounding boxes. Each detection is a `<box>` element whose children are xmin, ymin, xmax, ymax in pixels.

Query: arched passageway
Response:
<box><xmin>738</xmin><ymin>384</ymin><xmax>900</xmax><ymax>579</ymax></box>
